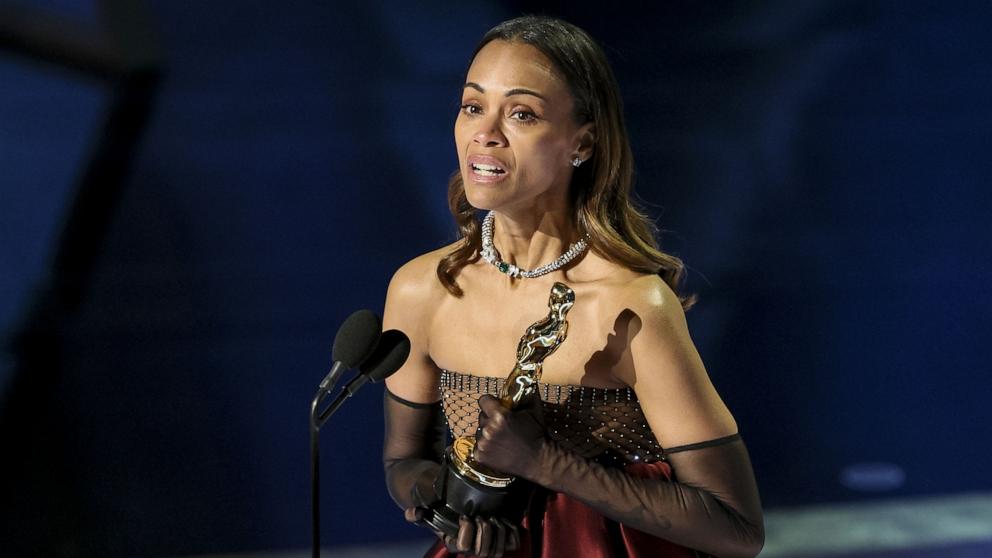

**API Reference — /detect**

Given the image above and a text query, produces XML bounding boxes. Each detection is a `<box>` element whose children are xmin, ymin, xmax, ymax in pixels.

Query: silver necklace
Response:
<box><xmin>479</xmin><ymin>211</ymin><xmax>590</xmax><ymax>279</ymax></box>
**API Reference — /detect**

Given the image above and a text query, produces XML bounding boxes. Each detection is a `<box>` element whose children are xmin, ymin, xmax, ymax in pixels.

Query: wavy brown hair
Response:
<box><xmin>437</xmin><ymin>16</ymin><xmax>695</xmax><ymax>310</ymax></box>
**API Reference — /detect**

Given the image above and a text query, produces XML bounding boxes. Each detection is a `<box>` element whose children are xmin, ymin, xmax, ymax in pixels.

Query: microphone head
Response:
<box><xmin>332</xmin><ymin>309</ymin><xmax>382</xmax><ymax>368</ymax></box>
<box><xmin>360</xmin><ymin>329</ymin><xmax>411</xmax><ymax>382</ymax></box>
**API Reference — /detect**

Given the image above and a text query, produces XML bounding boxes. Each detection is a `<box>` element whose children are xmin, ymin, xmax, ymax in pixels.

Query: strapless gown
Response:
<box><xmin>423</xmin><ymin>370</ymin><xmax>703</xmax><ymax>558</ymax></box>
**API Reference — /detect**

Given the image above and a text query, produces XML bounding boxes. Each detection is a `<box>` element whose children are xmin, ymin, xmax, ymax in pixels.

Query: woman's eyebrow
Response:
<box><xmin>464</xmin><ymin>82</ymin><xmax>546</xmax><ymax>101</ymax></box>
<box><xmin>505</xmin><ymin>87</ymin><xmax>546</xmax><ymax>101</ymax></box>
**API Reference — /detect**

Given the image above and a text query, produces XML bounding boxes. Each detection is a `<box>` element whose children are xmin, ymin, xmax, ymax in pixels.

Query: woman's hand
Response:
<box><xmin>400</xmin><ymin>447</ymin><xmax>520</xmax><ymax>557</ymax></box>
<box><xmin>405</xmin><ymin>508</ymin><xmax>519</xmax><ymax>558</ymax></box>
<box><xmin>474</xmin><ymin>393</ymin><xmax>547</xmax><ymax>480</ymax></box>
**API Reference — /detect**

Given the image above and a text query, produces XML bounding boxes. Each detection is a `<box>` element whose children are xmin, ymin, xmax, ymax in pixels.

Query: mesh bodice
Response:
<box><xmin>439</xmin><ymin>369</ymin><xmax>665</xmax><ymax>466</ymax></box>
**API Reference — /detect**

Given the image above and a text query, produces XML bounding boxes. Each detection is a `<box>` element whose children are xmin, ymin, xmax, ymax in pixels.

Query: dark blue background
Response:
<box><xmin>1</xmin><ymin>1</ymin><xmax>990</xmax><ymax>556</ymax></box>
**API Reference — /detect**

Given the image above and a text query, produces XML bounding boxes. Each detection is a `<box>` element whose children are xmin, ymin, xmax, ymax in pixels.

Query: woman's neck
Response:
<box><xmin>490</xmin><ymin>208</ymin><xmax>578</xmax><ymax>272</ymax></box>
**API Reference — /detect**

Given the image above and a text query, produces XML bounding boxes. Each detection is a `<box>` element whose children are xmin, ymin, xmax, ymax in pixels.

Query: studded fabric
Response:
<box><xmin>439</xmin><ymin>369</ymin><xmax>665</xmax><ymax>467</ymax></box>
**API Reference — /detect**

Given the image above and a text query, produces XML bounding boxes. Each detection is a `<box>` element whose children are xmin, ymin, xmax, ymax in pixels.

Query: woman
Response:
<box><xmin>382</xmin><ymin>16</ymin><xmax>764</xmax><ymax>558</ymax></box>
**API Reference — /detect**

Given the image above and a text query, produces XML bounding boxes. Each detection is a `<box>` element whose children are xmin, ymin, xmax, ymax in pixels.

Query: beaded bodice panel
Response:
<box><xmin>439</xmin><ymin>370</ymin><xmax>665</xmax><ymax>466</ymax></box>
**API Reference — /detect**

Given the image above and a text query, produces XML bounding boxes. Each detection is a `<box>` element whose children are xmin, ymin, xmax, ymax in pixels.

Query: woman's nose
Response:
<box><xmin>473</xmin><ymin>116</ymin><xmax>507</xmax><ymax>147</ymax></box>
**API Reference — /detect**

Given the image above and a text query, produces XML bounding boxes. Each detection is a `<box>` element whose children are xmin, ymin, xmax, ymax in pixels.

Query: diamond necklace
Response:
<box><xmin>479</xmin><ymin>211</ymin><xmax>590</xmax><ymax>279</ymax></box>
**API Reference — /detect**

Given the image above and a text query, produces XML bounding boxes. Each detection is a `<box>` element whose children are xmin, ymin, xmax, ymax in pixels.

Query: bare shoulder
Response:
<box><xmin>617</xmin><ymin>273</ymin><xmax>688</xmax><ymax>329</ymax></box>
<box><xmin>574</xmin><ymin>254</ymin><xmax>686</xmax><ymax>325</ymax></box>
<box><xmin>610</xmin><ymin>272</ymin><xmax>695</xmax><ymax>382</ymax></box>
<box><xmin>386</xmin><ymin>241</ymin><xmax>460</xmax><ymax>306</ymax></box>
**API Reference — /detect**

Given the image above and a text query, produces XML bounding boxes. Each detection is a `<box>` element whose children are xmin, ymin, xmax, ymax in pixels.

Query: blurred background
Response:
<box><xmin>1</xmin><ymin>1</ymin><xmax>990</xmax><ymax>557</ymax></box>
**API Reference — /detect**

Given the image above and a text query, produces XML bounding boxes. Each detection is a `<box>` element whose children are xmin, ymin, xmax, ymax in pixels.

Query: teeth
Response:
<box><xmin>472</xmin><ymin>163</ymin><xmax>504</xmax><ymax>175</ymax></box>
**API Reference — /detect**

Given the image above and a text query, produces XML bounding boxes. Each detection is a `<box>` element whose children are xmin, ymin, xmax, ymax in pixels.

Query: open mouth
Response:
<box><xmin>471</xmin><ymin>163</ymin><xmax>506</xmax><ymax>177</ymax></box>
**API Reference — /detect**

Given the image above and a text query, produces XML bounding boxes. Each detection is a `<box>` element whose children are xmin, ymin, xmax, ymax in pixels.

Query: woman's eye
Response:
<box><xmin>460</xmin><ymin>103</ymin><xmax>482</xmax><ymax>115</ymax></box>
<box><xmin>510</xmin><ymin>110</ymin><xmax>537</xmax><ymax>122</ymax></box>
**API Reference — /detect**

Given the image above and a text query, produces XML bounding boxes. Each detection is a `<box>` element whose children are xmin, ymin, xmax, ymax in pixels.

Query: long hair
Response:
<box><xmin>437</xmin><ymin>16</ymin><xmax>695</xmax><ymax>309</ymax></box>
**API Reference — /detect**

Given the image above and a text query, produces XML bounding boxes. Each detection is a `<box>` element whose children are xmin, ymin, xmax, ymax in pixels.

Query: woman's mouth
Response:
<box><xmin>467</xmin><ymin>155</ymin><xmax>509</xmax><ymax>183</ymax></box>
<box><xmin>471</xmin><ymin>163</ymin><xmax>505</xmax><ymax>176</ymax></box>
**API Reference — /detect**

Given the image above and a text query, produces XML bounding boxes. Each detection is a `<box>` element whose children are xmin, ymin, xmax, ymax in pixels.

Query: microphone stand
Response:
<box><xmin>310</xmin><ymin>388</ymin><xmax>329</xmax><ymax>558</ymax></box>
<box><xmin>310</xmin><ymin>374</ymin><xmax>366</xmax><ymax>558</ymax></box>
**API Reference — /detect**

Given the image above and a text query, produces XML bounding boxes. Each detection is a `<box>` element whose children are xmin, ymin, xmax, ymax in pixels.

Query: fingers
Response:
<box><xmin>477</xmin><ymin>404</ymin><xmax>489</xmax><ymax>429</ymax></box>
<box><xmin>479</xmin><ymin>393</ymin><xmax>542</xmax><ymax>435</ymax></box>
<box><xmin>522</xmin><ymin>392</ymin><xmax>546</xmax><ymax>416</ymax></box>
<box><xmin>476</xmin><ymin>395</ymin><xmax>505</xmax><ymax>450</ymax></box>
<box><xmin>497</xmin><ymin>517</ymin><xmax>520</xmax><ymax>552</ymax></box>
<box><xmin>410</xmin><ymin>475</ymin><xmax>438</xmax><ymax>508</ymax></box>
<box><xmin>475</xmin><ymin>516</ymin><xmax>492</xmax><ymax>556</ymax></box>
<box><xmin>491</xmin><ymin>516</ymin><xmax>506</xmax><ymax>558</ymax></box>
<box><xmin>407</xmin><ymin>507</ymin><xmax>459</xmax><ymax>553</ymax></box>
<box><xmin>445</xmin><ymin>514</ymin><xmax>517</xmax><ymax>558</ymax></box>
<box><xmin>477</xmin><ymin>394</ymin><xmax>503</xmax><ymax>416</ymax></box>
<box><xmin>403</xmin><ymin>507</ymin><xmax>423</xmax><ymax>524</ymax></box>
<box><xmin>477</xmin><ymin>395</ymin><xmax>497</xmax><ymax>442</ymax></box>
<box><xmin>475</xmin><ymin>413</ymin><xmax>487</xmax><ymax>441</ymax></box>
<box><xmin>456</xmin><ymin>515</ymin><xmax>475</xmax><ymax>553</ymax></box>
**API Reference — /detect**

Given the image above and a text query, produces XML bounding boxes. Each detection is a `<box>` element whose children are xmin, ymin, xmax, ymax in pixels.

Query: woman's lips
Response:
<box><xmin>467</xmin><ymin>154</ymin><xmax>509</xmax><ymax>184</ymax></box>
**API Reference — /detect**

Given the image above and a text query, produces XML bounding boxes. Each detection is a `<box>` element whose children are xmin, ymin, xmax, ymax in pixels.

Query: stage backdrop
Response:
<box><xmin>0</xmin><ymin>1</ymin><xmax>989</xmax><ymax>556</ymax></box>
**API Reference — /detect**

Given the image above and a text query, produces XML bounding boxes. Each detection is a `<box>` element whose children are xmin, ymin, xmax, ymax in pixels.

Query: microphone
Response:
<box><xmin>317</xmin><ymin>329</ymin><xmax>410</xmax><ymax>424</ymax></box>
<box><xmin>317</xmin><ymin>309</ymin><xmax>381</xmax><ymax>392</ymax></box>
<box><xmin>308</xmin><ymin>314</ymin><xmax>390</xmax><ymax>558</ymax></box>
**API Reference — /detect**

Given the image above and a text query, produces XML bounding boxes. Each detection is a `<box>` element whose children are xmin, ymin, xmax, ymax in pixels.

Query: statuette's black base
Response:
<box><xmin>422</xmin><ymin>450</ymin><xmax>533</xmax><ymax>538</ymax></box>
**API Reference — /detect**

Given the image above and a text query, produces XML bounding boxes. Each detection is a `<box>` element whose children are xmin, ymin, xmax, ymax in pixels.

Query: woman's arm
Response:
<box><xmin>381</xmin><ymin>253</ymin><xmax>447</xmax><ymax>509</ymax></box>
<box><xmin>474</xmin><ymin>277</ymin><xmax>764</xmax><ymax>558</ymax></box>
<box><xmin>380</xmin><ymin>253</ymin><xmax>520</xmax><ymax>557</ymax></box>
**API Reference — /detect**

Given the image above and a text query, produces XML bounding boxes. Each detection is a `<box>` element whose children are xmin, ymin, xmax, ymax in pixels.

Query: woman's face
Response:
<box><xmin>455</xmin><ymin>40</ymin><xmax>592</xmax><ymax>214</ymax></box>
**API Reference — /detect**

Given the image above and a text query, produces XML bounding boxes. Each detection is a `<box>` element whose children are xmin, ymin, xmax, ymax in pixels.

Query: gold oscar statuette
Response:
<box><xmin>421</xmin><ymin>281</ymin><xmax>577</xmax><ymax>541</ymax></box>
<box><xmin>447</xmin><ymin>281</ymin><xmax>575</xmax><ymax>487</ymax></box>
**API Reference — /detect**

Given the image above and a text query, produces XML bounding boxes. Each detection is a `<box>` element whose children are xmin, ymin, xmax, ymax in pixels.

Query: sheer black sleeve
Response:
<box><xmin>527</xmin><ymin>433</ymin><xmax>764</xmax><ymax>558</ymax></box>
<box><xmin>382</xmin><ymin>388</ymin><xmax>448</xmax><ymax>510</ymax></box>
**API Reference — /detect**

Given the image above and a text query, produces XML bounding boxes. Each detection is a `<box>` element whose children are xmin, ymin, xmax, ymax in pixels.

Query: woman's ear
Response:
<box><xmin>574</xmin><ymin>122</ymin><xmax>596</xmax><ymax>162</ymax></box>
